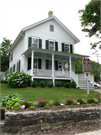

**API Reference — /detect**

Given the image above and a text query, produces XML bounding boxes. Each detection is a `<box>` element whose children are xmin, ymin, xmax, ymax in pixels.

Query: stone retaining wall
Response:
<box><xmin>1</xmin><ymin>107</ymin><xmax>101</xmax><ymax>134</ymax></box>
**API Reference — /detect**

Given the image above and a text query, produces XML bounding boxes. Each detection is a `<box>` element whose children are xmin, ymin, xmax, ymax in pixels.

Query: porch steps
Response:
<box><xmin>78</xmin><ymin>78</ymin><xmax>94</xmax><ymax>90</ymax></box>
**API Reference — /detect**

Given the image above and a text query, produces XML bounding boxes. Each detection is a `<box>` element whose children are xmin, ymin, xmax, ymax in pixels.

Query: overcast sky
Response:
<box><xmin>0</xmin><ymin>0</ymin><xmax>101</xmax><ymax>64</ymax></box>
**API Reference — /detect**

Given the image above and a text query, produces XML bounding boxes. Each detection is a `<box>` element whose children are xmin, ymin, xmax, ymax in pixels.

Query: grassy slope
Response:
<box><xmin>1</xmin><ymin>84</ymin><xmax>100</xmax><ymax>102</ymax></box>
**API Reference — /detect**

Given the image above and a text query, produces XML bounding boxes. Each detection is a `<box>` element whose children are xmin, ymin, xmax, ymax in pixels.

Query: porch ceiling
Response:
<box><xmin>23</xmin><ymin>48</ymin><xmax>89</xmax><ymax>61</ymax></box>
<box><xmin>28</xmin><ymin>52</ymin><xmax>84</xmax><ymax>61</ymax></box>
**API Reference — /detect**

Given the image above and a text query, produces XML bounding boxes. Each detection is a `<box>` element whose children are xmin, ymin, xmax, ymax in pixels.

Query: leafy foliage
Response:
<box><xmin>6</xmin><ymin>98</ymin><xmax>23</xmax><ymax>109</ymax></box>
<box><xmin>1</xmin><ymin>93</ymin><xmax>23</xmax><ymax>107</ymax></box>
<box><xmin>31</xmin><ymin>81</ymin><xmax>38</xmax><ymax>87</ymax></box>
<box><xmin>29</xmin><ymin>106</ymin><xmax>36</xmax><ymax>110</ymax></box>
<box><xmin>39</xmin><ymin>80</ymin><xmax>46</xmax><ymax>87</ymax></box>
<box><xmin>6</xmin><ymin>72</ymin><xmax>31</xmax><ymax>88</ymax></box>
<box><xmin>22</xmin><ymin>99</ymin><xmax>32</xmax><ymax>108</ymax></box>
<box><xmin>76</xmin><ymin>97</ymin><xmax>86</xmax><ymax>104</ymax></box>
<box><xmin>47</xmin><ymin>81</ymin><xmax>53</xmax><ymax>88</ymax></box>
<box><xmin>0</xmin><ymin>37</ymin><xmax>12</xmax><ymax>71</ymax></box>
<box><xmin>78</xmin><ymin>0</ymin><xmax>100</xmax><ymax>51</ymax></box>
<box><xmin>64</xmin><ymin>82</ymin><xmax>70</xmax><ymax>88</ymax></box>
<box><xmin>38</xmin><ymin>99</ymin><xmax>47</xmax><ymax>107</ymax></box>
<box><xmin>70</xmin><ymin>81</ymin><xmax>77</xmax><ymax>88</ymax></box>
<box><xmin>53</xmin><ymin>100</ymin><xmax>60</xmax><ymax>106</ymax></box>
<box><xmin>44</xmin><ymin>105</ymin><xmax>50</xmax><ymax>109</ymax></box>
<box><xmin>66</xmin><ymin>98</ymin><xmax>75</xmax><ymax>105</ymax></box>
<box><xmin>55</xmin><ymin>81</ymin><xmax>61</xmax><ymax>87</ymax></box>
<box><xmin>87</xmin><ymin>97</ymin><xmax>99</xmax><ymax>103</ymax></box>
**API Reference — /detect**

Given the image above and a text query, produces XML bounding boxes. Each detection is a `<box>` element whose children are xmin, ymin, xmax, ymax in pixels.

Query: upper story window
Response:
<box><xmin>50</xmin><ymin>25</ymin><xmax>54</xmax><ymax>32</ymax></box>
<box><xmin>46</xmin><ymin>40</ymin><xmax>58</xmax><ymax>51</ymax></box>
<box><xmin>28</xmin><ymin>37</ymin><xmax>42</xmax><ymax>49</ymax></box>
<box><xmin>32</xmin><ymin>38</ymin><xmax>39</xmax><ymax>48</ymax></box>
<box><xmin>49</xmin><ymin>41</ymin><xmax>54</xmax><ymax>51</ymax></box>
<box><xmin>64</xmin><ymin>44</ymin><xmax>70</xmax><ymax>53</ymax></box>
<box><xmin>62</xmin><ymin>43</ymin><xmax>73</xmax><ymax>53</ymax></box>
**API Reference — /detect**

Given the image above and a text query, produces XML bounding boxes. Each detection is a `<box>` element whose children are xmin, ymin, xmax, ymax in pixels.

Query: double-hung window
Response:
<box><xmin>32</xmin><ymin>38</ymin><xmax>39</xmax><ymax>48</ymax></box>
<box><xmin>64</xmin><ymin>44</ymin><xmax>70</xmax><ymax>53</ymax></box>
<box><xmin>49</xmin><ymin>41</ymin><xmax>54</xmax><ymax>51</ymax></box>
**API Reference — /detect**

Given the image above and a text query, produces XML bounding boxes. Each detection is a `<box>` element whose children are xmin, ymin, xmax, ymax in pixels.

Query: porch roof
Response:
<box><xmin>22</xmin><ymin>47</ymin><xmax>89</xmax><ymax>61</ymax></box>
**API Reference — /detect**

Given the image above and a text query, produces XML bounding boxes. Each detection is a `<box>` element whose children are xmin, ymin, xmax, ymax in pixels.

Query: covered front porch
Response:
<box><xmin>22</xmin><ymin>48</ymin><xmax>90</xmax><ymax>87</ymax></box>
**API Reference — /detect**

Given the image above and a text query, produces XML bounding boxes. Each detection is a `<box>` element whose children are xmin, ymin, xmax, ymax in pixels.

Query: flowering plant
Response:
<box><xmin>76</xmin><ymin>96</ymin><xmax>86</xmax><ymax>104</ymax></box>
<box><xmin>22</xmin><ymin>99</ymin><xmax>32</xmax><ymax>108</ymax></box>
<box><xmin>6</xmin><ymin>72</ymin><xmax>31</xmax><ymax>88</ymax></box>
<box><xmin>87</xmin><ymin>96</ymin><xmax>99</xmax><ymax>103</ymax></box>
<box><xmin>38</xmin><ymin>99</ymin><xmax>47</xmax><ymax>107</ymax></box>
<box><xmin>66</xmin><ymin>98</ymin><xmax>75</xmax><ymax>105</ymax></box>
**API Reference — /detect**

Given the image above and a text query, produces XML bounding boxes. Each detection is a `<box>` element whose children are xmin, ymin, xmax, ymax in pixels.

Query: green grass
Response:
<box><xmin>0</xmin><ymin>84</ymin><xmax>100</xmax><ymax>102</ymax></box>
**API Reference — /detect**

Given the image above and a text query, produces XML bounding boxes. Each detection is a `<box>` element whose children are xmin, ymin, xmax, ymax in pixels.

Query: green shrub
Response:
<box><xmin>55</xmin><ymin>81</ymin><xmax>61</xmax><ymax>87</ymax></box>
<box><xmin>70</xmin><ymin>81</ymin><xmax>76</xmax><ymax>88</ymax></box>
<box><xmin>1</xmin><ymin>93</ymin><xmax>23</xmax><ymax>107</ymax></box>
<box><xmin>6</xmin><ymin>72</ymin><xmax>31</xmax><ymax>88</ymax></box>
<box><xmin>76</xmin><ymin>97</ymin><xmax>86</xmax><ymax>104</ymax></box>
<box><xmin>64</xmin><ymin>82</ymin><xmax>70</xmax><ymax>88</ymax></box>
<box><xmin>53</xmin><ymin>100</ymin><xmax>60</xmax><ymax>106</ymax></box>
<box><xmin>6</xmin><ymin>98</ymin><xmax>23</xmax><ymax>109</ymax></box>
<box><xmin>44</xmin><ymin>105</ymin><xmax>50</xmax><ymax>109</ymax></box>
<box><xmin>87</xmin><ymin>97</ymin><xmax>99</xmax><ymax>103</ymax></box>
<box><xmin>47</xmin><ymin>81</ymin><xmax>53</xmax><ymax>88</ymax></box>
<box><xmin>66</xmin><ymin>98</ymin><xmax>75</xmax><ymax>105</ymax></box>
<box><xmin>29</xmin><ymin>106</ymin><xmax>36</xmax><ymax>110</ymax></box>
<box><xmin>31</xmin><ymin>81</ymin><xmax>38</xmax><ymax>87</ymax></box>
<box><xmin>39</xmin><ymin>80</ymin><xmax>46</xmax><ymax>87</ymax></box>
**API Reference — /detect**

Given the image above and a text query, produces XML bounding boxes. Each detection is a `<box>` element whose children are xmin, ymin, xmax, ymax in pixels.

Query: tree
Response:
<box><xmin>0</xmin><ymin>37</ymin><xmax>12</xmax><ymax>71</ymax></box>
<box><xmin>78</xmin><ymin>0</ymin><xmax>100</xmax><ymax>51</ymax></box>
<box><xmin>0</xmin><ymin>37</ymin><xmax>12</xmax><ymax>55</ymax></box>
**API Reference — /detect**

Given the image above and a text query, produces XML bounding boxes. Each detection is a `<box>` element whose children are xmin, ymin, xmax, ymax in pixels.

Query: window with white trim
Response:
<box><xmin>64</xmin><ymin>44</ymin><xmax>70</xmax><ymax>53</ymax></box>
<box><xmin>32</xmin><ymin>38</ymin><xmax>39</xmax><ymax>48</ymax></box>
<box><xmin>49</xmin><ymin>41</ymin><xmax>54</xmax><ymax>51</ymax></box>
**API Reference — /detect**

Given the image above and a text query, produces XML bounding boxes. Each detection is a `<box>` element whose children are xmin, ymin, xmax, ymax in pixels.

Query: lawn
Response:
<box><xmin>1</xmin><ymin>84</ymin><xmax>100</xmax><ymax>102</ymax></box>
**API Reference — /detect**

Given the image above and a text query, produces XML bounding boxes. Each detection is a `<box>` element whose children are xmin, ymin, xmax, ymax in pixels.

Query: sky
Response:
<box><xmin>0</xmin><ymin>0</ymin><xmax>101</xmax><ymax>64</ymax></box>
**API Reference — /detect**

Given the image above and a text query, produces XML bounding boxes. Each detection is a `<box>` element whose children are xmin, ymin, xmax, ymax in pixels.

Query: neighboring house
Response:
<box><xmin>8</xmin><ymin>11</ymin><xmax>94</xmax><ymax>89</ymax></box>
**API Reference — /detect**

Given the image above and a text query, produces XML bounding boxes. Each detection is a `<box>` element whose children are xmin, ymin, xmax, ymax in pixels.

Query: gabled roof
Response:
<box><xmin>9</xmin><ymin>15</ymin><xmax>80</xmax><ymax>52</ymax></box>
<box><xmin>22</xmin><ymin>15</ymin><xmax>80</xmax><ymax>44</ymax></box>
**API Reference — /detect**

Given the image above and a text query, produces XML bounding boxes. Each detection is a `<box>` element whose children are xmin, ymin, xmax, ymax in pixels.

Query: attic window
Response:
<box><xmin>50</xmin><ymin>25</ymin><xmax>54</xmax><ymax>32</ymax></box>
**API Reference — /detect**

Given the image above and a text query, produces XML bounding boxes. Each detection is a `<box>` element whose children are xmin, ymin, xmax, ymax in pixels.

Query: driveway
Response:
<box><xmin>93</xmin><ymin>89</ymin><xmax>101</xmax><ymax>94</ymax></box>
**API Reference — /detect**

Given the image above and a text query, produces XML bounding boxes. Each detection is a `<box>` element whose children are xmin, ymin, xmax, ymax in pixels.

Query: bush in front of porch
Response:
<box><xmin>6</xmin><ymin>72</ymin><xmax>31</xmax><ymax>88</ymax></box>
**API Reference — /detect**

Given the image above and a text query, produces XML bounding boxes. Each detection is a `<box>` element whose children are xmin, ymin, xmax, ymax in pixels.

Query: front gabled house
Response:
<box><xmin>8</xmin><ymin>11</ymin><xmax>94</xmax><ymax>89</ymax></box>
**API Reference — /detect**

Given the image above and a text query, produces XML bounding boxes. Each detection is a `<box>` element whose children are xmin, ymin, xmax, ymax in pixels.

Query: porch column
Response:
<box><xmin>31</xmin><ymin>50</ymin><xmax>34</xmax><ymax>76</ymax></box>
<box><xmin>52</xmin><ymin>53</ymin><xmax>54</xmax><ymax>77</ymax></box>
<box><xmin>69</xmin><ymin>56</ymin><xmax>71</xmax><ymax>78</ymax></box>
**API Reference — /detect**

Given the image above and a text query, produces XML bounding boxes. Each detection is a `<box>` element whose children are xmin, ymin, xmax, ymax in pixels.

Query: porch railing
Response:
<box><xmin>33</xmin><ymin>69</ymin><xmax>70</xmax><ymax>78</ymax></box>
<box><xmin>34</xmin><ymin>69</ymin><xmax>52</xmax><ymax>77</ymax></box>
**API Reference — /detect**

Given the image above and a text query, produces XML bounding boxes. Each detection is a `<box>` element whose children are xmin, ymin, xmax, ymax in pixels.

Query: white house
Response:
<box><xmin>8</xmin><ymin>11</ymin><xmax>94</xmax><ymax>89</ymax></box>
